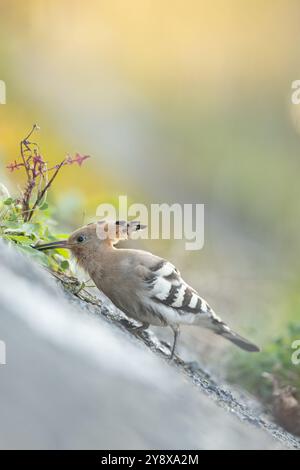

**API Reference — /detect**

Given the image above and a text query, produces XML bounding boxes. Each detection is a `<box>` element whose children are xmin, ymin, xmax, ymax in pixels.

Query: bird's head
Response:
<box><xmin>35</xmin><ymin>220</ymin><xmax>147</xmax><ymax>257</ymax></box>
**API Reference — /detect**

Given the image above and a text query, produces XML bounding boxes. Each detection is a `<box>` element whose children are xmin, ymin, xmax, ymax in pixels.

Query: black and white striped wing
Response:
<box><xmin>137</xmin><ymin>258</ymin><xmax>260</xmax><ymax>352</ymax></box>
<box><xmin>143</xmin><ymin>259</ymin><xmax>217</xmax><ymax>319</ymax></box>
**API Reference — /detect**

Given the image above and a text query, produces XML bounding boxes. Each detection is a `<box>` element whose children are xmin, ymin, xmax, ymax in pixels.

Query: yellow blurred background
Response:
<box><xmin>1</xmin><ymin>0</ymin><xmax>300</xmax><ymax>362</ymax></box>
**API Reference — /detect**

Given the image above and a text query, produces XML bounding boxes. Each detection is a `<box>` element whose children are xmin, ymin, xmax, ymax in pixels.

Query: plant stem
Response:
<box><xmin>27</xmin><ymin>159</ymin><xmax>65</xmax><ymax>221</ymax></box>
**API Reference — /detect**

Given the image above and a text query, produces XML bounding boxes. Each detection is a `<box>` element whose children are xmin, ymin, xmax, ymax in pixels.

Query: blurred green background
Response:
<box><xmin>1</xmin><ymin>0</ymin><xmax>300</xmax><ymax>369</ymax></box>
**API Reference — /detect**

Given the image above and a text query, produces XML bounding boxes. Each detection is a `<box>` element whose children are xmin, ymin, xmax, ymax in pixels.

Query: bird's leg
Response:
<box><xmin>131</xmin><ymin>322</ymin><xmax>150</xmax><ymax>332</ymax></box>
<box><xmin>169</xmin><ymin>325</ymin><xmax>180</xmax><ymax>359</ymax></box>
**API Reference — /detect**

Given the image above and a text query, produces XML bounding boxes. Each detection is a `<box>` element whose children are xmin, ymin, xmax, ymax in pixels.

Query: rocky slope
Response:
<box><xmin>0</xmin><ymin>241</ymin><xmax>299</xmax><ymax>449</ymax></box>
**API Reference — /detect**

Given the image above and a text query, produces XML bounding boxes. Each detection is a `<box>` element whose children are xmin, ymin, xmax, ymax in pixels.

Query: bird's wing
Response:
<box><xmin>136</xmin><ymin>257</ymin><xmax>220</xmax><ymax>320</ymax></box>
<box><xmin>133</xmin><ymin>255</ymin><xmax>260</xmax><ymax>351</ymax></box>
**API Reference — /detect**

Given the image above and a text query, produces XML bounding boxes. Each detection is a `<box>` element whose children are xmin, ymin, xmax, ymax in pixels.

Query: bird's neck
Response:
<box><xmin>76</xmin><ymin>242</ymin><xmax>114</xmax><ymax>279</ymax></box>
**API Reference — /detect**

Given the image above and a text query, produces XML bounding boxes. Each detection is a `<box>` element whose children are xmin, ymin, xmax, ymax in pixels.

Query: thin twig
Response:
<box><xmin>20</xmin><ymin>124</ymin><xmax>38</xmax><ymax>179</ymax></box>
<box><xmin>27</xmin><ymin>159</ymin><xmax>66</xmax><ymax>221</ymax></box>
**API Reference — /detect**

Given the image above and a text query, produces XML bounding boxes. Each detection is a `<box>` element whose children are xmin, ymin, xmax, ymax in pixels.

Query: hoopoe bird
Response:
<box><xmin>36</xmin><ymin>220</ymin><xmax>260</xmax><ymax>358</ymax></box>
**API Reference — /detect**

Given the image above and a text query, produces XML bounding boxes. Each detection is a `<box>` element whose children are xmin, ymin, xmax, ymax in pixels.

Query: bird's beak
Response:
<box><xmin>34</xmin><ymin>240</ymin><xmax>68</xmax><ymax>251</ymax></box>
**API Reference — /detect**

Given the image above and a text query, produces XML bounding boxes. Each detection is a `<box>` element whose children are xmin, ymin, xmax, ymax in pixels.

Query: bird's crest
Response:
<box><xmin>96</xmin><ymin>220</ymin><xmax>147</xmax><ymax>243</ymax></box>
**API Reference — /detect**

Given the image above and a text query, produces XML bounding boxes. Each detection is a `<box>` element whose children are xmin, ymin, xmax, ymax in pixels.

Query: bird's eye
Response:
<box><xmin>77</xmin><ymin>235</ymin><xmax>85</xmax><ymax>243</ymax></box>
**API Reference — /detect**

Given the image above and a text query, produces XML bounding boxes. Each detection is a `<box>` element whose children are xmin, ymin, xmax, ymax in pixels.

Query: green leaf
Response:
<box><xmin>53</xmin><ymin>233</ymin><xmax>69</xmax><ymax>239</ymax></box>
<box><xmin>39</xmin><ymin>202</ymin><xmax>48</xmax><ymax>210</ymax></box>
<box><xmin>58</xmin><ymin>250</ymin><xmax>70</xmax><ymax>259</ymax></box>
<box><xmin>60</xmin><ymin>260</ymin><xmax>69</xmax><ymax>270</ymax></box>
<box><xmin>4</xmin><ymin>227</ymin><xmax>24</xmax><ymax>234</ymax></box>
<box><xmin>4</xmin><ymin>197</ymin><xmax>14</xmax><ymax>205</ymax></box>
<box><xmin>8</xmin><ymin>235</ymin><xmax>33</xmax><ymax>244</ymax></box>
<box><xmin>8</xmin><ymin>213</ymin><xmax>18</xmax><ymax>222</ymax></box>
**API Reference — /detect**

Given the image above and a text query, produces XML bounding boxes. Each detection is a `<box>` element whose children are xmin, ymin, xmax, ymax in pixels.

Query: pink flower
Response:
<box><xmin>74</xmin><ymin>153</ymin><xmax>90</xmax><ymax>166</ymax></box>
<box><xmin>6</xmin><ymin>160</ymin><xmax>24</xmax><ymax>172</ymax></box>
<box><xmin>66</xmin><ymin>153</ymin><xmax>90</xmax><ymax>166</ymax></box>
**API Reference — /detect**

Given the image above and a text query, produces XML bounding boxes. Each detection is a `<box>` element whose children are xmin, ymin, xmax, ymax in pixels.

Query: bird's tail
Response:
<box><xmin>197</xmin><ymin>307</ymin><xmax>260</xmax><ymax>352</ymax></box>
<box><xmin>218</xmin><ymin>326</ymin><xmax>260</xmax><ymax>352</ymax></box>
